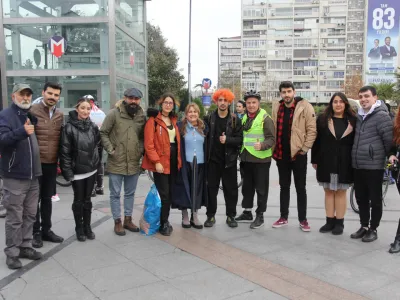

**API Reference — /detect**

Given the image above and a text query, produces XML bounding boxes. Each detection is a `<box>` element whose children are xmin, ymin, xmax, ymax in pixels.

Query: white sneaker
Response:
<box><xmin>51</xmin><ymin>194</ymin><xmax>60</xmax><ymax>202</ymax></box>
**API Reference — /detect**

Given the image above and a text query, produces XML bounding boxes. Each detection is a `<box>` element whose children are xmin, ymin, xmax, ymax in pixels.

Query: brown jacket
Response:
<box><xmin>271</xmin><ymin>98</ymin><xmax>317</xmax><ymax>158</ymax></box>
<box><xmin>30</xmin><ymin>101</ymin><xmax>64</xmax><ymax>164</ymax></box>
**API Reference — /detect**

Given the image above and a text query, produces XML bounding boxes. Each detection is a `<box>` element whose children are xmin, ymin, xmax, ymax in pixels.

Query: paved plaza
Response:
<box><xmin>0</xmin><ymin>162</ymin><xmax>399</xmax><ymax>299</ymax></box>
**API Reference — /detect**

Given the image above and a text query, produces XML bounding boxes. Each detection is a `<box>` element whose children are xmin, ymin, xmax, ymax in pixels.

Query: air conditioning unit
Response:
<box><xmin>324</xmin><ymin>75</ymin><xmax>327</xmax><ymax>79</ymax></box>
<box><xmin>262</xmin><ymin>66</ymin><xmax>266</xmax><ymax>70</ymax></box>
<box><xmin>330</xmin><ymin>65</ymin><xmax>333</xmax><ymax>68</ymax></box>
<box><xmin>271</xmin><ymin>13</ymin><xmax>275</xmax><ymax>16</ymax></box>
<box><xmin>323</xmin><ymin>44</ymin><xmax>327</xmax><ymax>47</ymax></box>
<box><xmin>314</xmin><ymin>44</ymin><xmax>318</xmax><ymax>47</ymax></box>
<box><xmin>248</xmin><ymin>67</ymin><xmax>252</xmax><ymax>70</ymax></box>
<box><xmin>324</xmin><ymin>12</ymin><xmax>329</xmax><ymax>16</ymax></box>
<box><xmin>261</xmin><ymin>13</ymin><xmax>265</xmax><ymax>17</ymax></box>
<box><xmin>260</xmin><ymin>2</ymin><xmax>265</xmax><ymax>5</ymax></box>
<box><xmin>268</xmin><ymin>4</ymin><xmax>272</xmax><ymax>7</ymax></box>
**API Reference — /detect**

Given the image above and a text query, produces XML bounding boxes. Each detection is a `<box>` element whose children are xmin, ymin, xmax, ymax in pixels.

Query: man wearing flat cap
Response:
<box><xmin>100</xmin><ymin>88</ymin><xmax>145</xmax><ymax>236</ymax></box>
<box><xmin>0</xmin><ymin>84</ymin><xmax>43</xmax><ymax>269</ymax></box>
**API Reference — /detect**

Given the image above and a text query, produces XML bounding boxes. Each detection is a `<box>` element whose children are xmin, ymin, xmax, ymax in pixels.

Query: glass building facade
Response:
<box><xmin>0</xmin><ymin>0</ymin><xmax>149</xmax><ymax>112</ymax></box>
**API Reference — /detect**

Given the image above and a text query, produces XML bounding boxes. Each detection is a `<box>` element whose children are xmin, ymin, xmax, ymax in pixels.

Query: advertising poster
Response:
<box><xmin>365</xmin><ymin>0</ymin><xmax>400</xmax><ymax>84</ymax></box>
<box><xmin>202</xmin><ymin>95</ymin><xmax>211</xmax><ymax>106</ymax></box>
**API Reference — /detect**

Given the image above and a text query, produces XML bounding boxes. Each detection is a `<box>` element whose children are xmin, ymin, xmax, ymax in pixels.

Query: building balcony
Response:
<box><xmin>319</xmin><ymin>64</ymin><xmax>345</xmax><ymax>70</ymax></box>
<box><xmin>268</xmin><ymin>14</ymin><xmax>293</xmax><ymax>19</ymax></box>
<box><xmin>294</xmin><ymin>0</ymin><xmax>320</xmax><ymax>6</ymax></box>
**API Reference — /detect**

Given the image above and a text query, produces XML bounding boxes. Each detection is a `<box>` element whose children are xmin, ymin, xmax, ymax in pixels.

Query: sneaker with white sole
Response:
<box><xmin>51</xmin><ymin>194</ymin><xmax>60</xmax><ymax>202</ymax></box>
<box><xmin>299</xmin><ymin>220</ymin><xmax>311</xmax><ymax>232</ymax></box>
<box><xmin>272</xmin><ymin>217</ymin><xmax>288</xmax><ymax>228</ymax></box>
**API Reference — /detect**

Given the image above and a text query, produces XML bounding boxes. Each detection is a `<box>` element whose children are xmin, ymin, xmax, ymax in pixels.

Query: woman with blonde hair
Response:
<box><xmin>172</xmin><ymin>103</ymin><xmax>208</xmax><ymax>229</ymax></box>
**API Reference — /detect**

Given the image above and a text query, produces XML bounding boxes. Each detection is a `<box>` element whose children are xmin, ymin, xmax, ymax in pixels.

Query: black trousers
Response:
<box><xmin>241</xmin><ymin>162</ymin><xmax>271</xmax><ymax>214</ymax></box>
<box><xmin>276</xmin><ymin>155</ymin><xmax>308</xmax><ymax>222</ymax></box>
<box><xmin>95</xmin><ymin>163</ymin><xmax>104</xmax><ymax>188</ymax></box>
<box><xmin>354</xmin><ymin>169</ymin><xmax>384</xmax><ymax>230</ymax></box>
<box><xmin>206</xmin><ymin>161</ymin><xmax>238</xmax><ymax>218</ymax></box>
<box><xmin>71</xmin><ymin>174</ymin><xmax>96</xmax><ymax>227</ymax></box>
<box><xmin>153</xmin><ymin>143</ymin><xmax>178</xmax><ymax>224</ymax></box>
<box><xmin>33</xmin><ymin>163</ymin><xmax>57</xmax><ymax>234</ymax></box>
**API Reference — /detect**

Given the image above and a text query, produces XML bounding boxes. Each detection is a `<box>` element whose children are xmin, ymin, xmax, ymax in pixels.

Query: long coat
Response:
<box><xmin>311</xmin><ymin>117</ymin><xmax>355</xmax><ymax>184</ymax></box>
<box><xmin>172</xmin><ymin>121</ymin><xmax>208</xmax><ymax>210</ymax></box>
<box><xmin>100</xmin><ymin>100</ymin><xmax>145</xmax><ymax>176</ymax></box>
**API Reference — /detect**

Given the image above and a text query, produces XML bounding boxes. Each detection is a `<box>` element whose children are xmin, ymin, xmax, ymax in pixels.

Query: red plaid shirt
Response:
<box><xmin>273</xmin><ymin>100</ymin><xmax>297</xmax><ymax>160</ymax></box>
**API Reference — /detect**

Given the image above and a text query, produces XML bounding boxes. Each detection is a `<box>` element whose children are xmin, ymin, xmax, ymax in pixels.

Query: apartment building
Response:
<box><xmin>241</xmin><ymin>0</ymin><xmax>365</xmax><ymax>103</ymax></box>
<box><xmin>218</xmin><ymin>36</ymin><xmax>242</xmax><ymax>94</ymax></box>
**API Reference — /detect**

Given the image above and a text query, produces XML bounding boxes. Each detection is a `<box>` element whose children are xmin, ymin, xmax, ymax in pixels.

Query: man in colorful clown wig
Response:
<box><xmin>203</xmin><ymin>89</ymin><xmax>243</xmax><ymax>228</ymax></box>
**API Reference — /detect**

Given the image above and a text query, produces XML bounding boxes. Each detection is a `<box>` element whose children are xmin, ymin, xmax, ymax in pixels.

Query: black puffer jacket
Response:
<box><xmin>59</xmin><ymin>111</ymin><xmax>102</xmax><ymax>181</ymax></box>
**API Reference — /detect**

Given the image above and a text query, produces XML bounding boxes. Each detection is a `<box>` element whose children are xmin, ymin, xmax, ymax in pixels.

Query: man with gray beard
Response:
<box><xmin>0</xmin><ymin>84</ymin><xmax>43</xmax><ymax>269</ymax></box>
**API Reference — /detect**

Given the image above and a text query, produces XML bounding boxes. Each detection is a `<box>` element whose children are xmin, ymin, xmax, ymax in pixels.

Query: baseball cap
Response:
<box><xmin>12</xmin><ymin>83</ymin><xmax>33</xmax><ymax>94</ymax></box>
<box><xmin>124</xmin><ymin>88</ymin><xmax>143</xmax><ymax>98</ymax></box>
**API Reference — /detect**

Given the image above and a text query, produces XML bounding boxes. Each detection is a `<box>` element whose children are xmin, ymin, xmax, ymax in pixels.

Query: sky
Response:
<box><xmin>146</xmin><ymin>0</ymin><xmax>241</xmax><ymax>89</ymax></box>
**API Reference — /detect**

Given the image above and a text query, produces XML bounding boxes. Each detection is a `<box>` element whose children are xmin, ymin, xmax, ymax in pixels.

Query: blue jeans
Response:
<box><xmin>109</xmin><ymin>173</ymin><xmax>139</xmax><ymax>220</ymax></box>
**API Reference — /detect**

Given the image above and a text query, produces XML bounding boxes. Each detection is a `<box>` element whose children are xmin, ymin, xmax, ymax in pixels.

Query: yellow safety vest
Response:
<box><xmin>241</xmin><ymin>109</ymin><xmax>272</xmax><ymax>159</ymax></box>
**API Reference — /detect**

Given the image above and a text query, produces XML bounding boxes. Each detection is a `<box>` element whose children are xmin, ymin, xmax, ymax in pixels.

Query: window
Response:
<box><xmin>115</xmin><ymin>0</ymin><xmax>145</xmax><ymax>41</ymax></box>
<box><xmin>2</xmin><ymin>0</ymin><xmax>108</xmax><ymax>18</ymax></box>
<box><xmin>6</xmin><ymin>75</ymin><xmax>110</xmax><ymax>110</ymax></box>
<box><xmin>4</xmin><ymin>24</ymin><xmax>109</xmax><ymax>71</ymax></box>
<box><xmin>115</xmin><ymin>28</ymin><xmax>145</xmax><ymax>79</ymax></box>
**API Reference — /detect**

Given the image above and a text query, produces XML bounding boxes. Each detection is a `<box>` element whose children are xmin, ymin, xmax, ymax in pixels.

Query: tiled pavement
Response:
<box><xmin>0</xmin><ymin>162</ymin><xmax>399</xmax><ymax>299</ymax></box>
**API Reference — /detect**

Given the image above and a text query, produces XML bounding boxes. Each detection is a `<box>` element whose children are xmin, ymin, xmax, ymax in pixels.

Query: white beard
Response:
<box><xmin>14</xmin><ymin>101</ymin><xmax>31</xmax><ymax>110</ymax></box>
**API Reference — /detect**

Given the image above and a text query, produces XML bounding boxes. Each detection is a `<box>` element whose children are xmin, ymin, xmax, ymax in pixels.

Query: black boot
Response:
<box><xmin>83</xmin><ymin>201</ymin><xmax>95</xmax><ymax>240</ymax></box>
<box><xmin>332</xmin><ymin>218</ymin><xmax>344</xmax><ymax>235</ymax></box>
<box><xmin>72</xmin><ymin>202</ymin><xmax>86</xmax><ymax>242</ymax></box>
<box><xmin>389</xmin><ymin>239</ymin><xmax>400</xmax><ymax>254</ymax></box>
<box><xmin>319</xmin><ymin>217</ymin><xmax>336</xmax><ymax>233</ymax></box>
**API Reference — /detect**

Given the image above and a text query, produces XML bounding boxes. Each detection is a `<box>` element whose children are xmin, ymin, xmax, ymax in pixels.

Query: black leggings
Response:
<box><xmin>71</xmin><ymin>174</ymin><xmax>96</xmax><ymax>213</ymax></box>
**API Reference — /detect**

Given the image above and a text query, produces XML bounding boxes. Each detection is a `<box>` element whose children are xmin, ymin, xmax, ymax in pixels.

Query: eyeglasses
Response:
<box><xmin>163</xmin><ymin>102</ymin><xmax>174</xmax><ymax>106</ymax></box>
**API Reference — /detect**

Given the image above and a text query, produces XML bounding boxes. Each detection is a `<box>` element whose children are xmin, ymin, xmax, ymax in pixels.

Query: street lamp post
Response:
<box><xmin>188</xmin><ymin>0</ymin><xmax>192</xmax><ymax>103</ymax></box>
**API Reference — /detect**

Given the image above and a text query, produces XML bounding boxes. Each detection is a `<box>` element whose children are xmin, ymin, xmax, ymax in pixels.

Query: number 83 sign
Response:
<box><xmin>373</xmin><ymin>5</ymin><xmax>395</xmax><ymax>31</ymax></box>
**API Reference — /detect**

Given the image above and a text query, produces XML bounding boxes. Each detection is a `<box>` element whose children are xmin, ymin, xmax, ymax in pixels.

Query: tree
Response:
<box><xmin>371</xmin><ymin>83</ymin><xmax>396</xmax><ymax>100</ymax></box>
<box><xmin>219</xmin><ymin>71</ymin><xmax>241</xmax><ymax>101</ymax></box>
<box><xmin>192</xmin><ymin>98</ymin><xmax>205</xmax><ymax>118</ymax></box>
<box><xmin>22</xmin><ymin>59</ymin><xmax>34</xmax><ymax>69</ymax></box>
<box><xmin>344</xmin><ymin>72</ymin><xmax>364</xmax><ymax>99</ymax></box>
<box><xmin>147</xmin><ymin>23</ymin><xmax>186</xmax><ymax>106</ymax></box>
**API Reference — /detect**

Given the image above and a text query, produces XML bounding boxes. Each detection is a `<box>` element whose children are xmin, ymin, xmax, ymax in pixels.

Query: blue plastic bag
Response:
<box><xmin>140</xmin><ymin>184</ymin><xmax>161</xmax><ymax>236</ymax></box>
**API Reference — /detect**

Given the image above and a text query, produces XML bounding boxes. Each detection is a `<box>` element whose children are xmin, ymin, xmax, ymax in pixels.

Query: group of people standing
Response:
<box><xmin>140</xmin><ymin>81</ymin><xmax>315</xmax><ymax>235</ymax></box>
<box><xmin>1</xmin><ymin>79</ymin><xmax>400</xmax><ymax>270</ymax></box>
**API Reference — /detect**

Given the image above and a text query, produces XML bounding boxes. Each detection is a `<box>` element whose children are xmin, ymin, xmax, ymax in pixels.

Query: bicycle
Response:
<box><xmin>349</xmin><ymin>161</ymin><xmax>397</xmax><ymax>214</ymax></box>
<box><xmin>219</xmin><ymin>160</ymin><xmax>243</xmax><ymax>190</ymax></box>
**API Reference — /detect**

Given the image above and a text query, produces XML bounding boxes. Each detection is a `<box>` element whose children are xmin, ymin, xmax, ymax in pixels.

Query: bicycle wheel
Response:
<box><xmin>147</xmin><ymin>170</ymin><xmax>154</xmax><ymax>182</ymax></box>
<box><xmin>349</xmin><ymin>186</ymin><xmax>359</xmax><ymax>214</ymax></box>
<box><xmin>382</xmin><ymin>178</ymin><xmax>389</xmax><ymax>201</ymax></box>
<box><xmin>56</xmin><ymin>176</ymin><xmax>72</xmax><ymax>187</ymax></box>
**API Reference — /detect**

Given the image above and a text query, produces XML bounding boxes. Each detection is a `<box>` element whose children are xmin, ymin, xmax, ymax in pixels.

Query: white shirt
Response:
<box><xmin>42</xmin><ymin>100</ymin><xmax>57</xmax><ymax>119</ymax></box>
<box><xmin>386</xmin><ymin>45</ymin><xmax>391</xmax><ymax>52</ymax></box>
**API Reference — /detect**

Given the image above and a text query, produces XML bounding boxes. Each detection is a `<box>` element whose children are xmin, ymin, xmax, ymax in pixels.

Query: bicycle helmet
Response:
<box><xmin>243</xmin><ymin>90</ymin><xmax>261</xmax><ymax>101</ymax></box>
